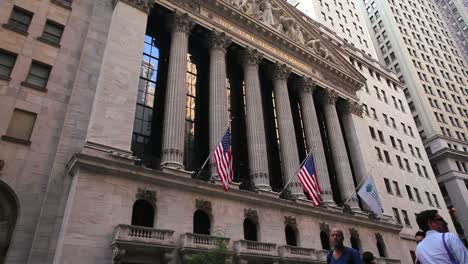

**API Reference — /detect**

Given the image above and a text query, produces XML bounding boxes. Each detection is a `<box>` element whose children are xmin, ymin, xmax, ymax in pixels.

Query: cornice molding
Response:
<box><xmin>114</xmin><ymin>0</ymin><xmax>155</xmax><ymax>13</ymax></box>
<box><xmin>70</xmin><ymin>145</ymin><xmax>403</xmax><ymax>233</ymax></box>
<box><xmin>209</xmin><ymin>30</ymin><xmax>232</xmax><ymax>52</ymax></box>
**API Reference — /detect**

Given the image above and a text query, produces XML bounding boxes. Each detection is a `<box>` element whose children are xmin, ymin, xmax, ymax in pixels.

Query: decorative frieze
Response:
<box><xmin>136</xmin><ymin>188</ymin><xmax>157</xmax><ymax>203</ymax></box>
<box><xmin>284</xmin><ymin>216</ymin><xmax>296</xmax><ymax>226</ymax></box>
<box><xmin>242</xmin><ymin>47</ymin><xmax>263</xmax><ymax>65</ymax></box>
<box><xmin>209</xmin><ymin>30</ymin><xmax>232</xmax><ymax>52</ymax></box>
<box><xmin>323</xmin><ymin>89</ymin><xmax>339</xmax><ymax>105</ymax></box>
<box><xmin>169</xmin><ymin>12</ymin><xmax>195</xmax><ymax>34</ymax></box>
<box><xmin>113</xmin><ymin>0</ymin><xmax>154</xmax><ymax>13</ymax></box>
<box><xmin>271</xmin><ymin>63</ymin><xmax>291</xmax><ymax>80</ymax></box>
<box><xmin>244</xmin><ymin>208</ymin><xmax>258</xmax><ymax>223</ymax></box>
<box><xmin>195</xmin><ymin>199</ymin><xmax>212</xmax><ymax>215</ymax></box>
<box><xmin>343</xmin><ymin>100</ymin><xmax>364</xmax><ymax>117</ymax></box>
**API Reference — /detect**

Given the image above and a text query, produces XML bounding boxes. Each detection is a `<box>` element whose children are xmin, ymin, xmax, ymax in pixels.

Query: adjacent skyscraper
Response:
<box><xmin>434</xmin><ymin>0</ymin><xmax>468</xmax><ymax>62</ymax></box>
<box><xmin>295</xmin><ymin>0</ymin><xmax>460</xmax><ymax>257</ymax></box>
<box><xmin>357</xmin><ymin>0</ymin><xmax>468</xmax><ymax>238</ymax></box>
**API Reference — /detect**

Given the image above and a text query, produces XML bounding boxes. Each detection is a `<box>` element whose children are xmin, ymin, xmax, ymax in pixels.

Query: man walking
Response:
<box><xmin>416</xmin><ymin>210</ymin><xmax>467</xmax><ymax>264</ymax></box>
<box><xmin>327</xmin><ymin>228</ymin><xmax>362</xmax><ymax>264</ymax></box>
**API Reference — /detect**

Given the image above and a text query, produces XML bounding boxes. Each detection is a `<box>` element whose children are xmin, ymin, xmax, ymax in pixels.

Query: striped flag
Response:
<box><xmin>297</xmin><ymin>153</ymin><xmax>322</xmax><ymax>206</ymax></box>
<box><xmin>213</xmin><ymin>129</ymin><xmax>233</xmax><ymax>191</ymax></box>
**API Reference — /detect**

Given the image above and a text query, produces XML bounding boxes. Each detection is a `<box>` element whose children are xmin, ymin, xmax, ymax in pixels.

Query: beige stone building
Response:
<box><xmin>295</xmin><ymin>0</ymin><xmax>454</xmax><ymax>260</ymax></box>
<box><xmin>0</xmin><ymin>0</ymin><xmax>454</xmax><ymax>264</ymax></box>
<box><xmin>357</xmin><ymin>0</ymin><xmax>468</xmax><ymax>241</ymax></box>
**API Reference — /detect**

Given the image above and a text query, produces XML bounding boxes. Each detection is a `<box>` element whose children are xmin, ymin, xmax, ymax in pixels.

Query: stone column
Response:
<box><xmin>341</xmin><ymin>101</ymin><xmax>369</xmax><ymax>211</ymax></box>
<box><xmin>341</xmin><ymin>101</ymin><xmax>368</xmax><ymax>184</ymax></box>
<box><xmin>209</xmin><ymin>30</ymin><xmax>232</xmax><ymax>178</ymax></box>
<box><xmin>444</xmin><ymin>178</ymin><xmax>468</xmax><ymax>234</ymax></box>
<box><xmin>297</xmin><ymin>78</ymin><xmax>334</xmax><ymax>206</ymax></box>
<box><xmin>322</xmin><ymin>90</ymin><xmax>359</xmax><ymax>209</ymax></box>
<box><xmin>271</xmin><ymin>64</ymin><xmax>304</xmax><ymax>199</ymax></box>
<box><xmin>242</xmin><ymin>48</ymin><xmax>271</xmax><ymax>191</ymax></box>
<box><xmin>160</xmin><ymin>12</ymin><xmax>195</xmax><ymax>170</ymax></box>
<box><xmin>86</xmin><ymin>0</ymin><xmax>153</xmax><ymax>152</ymax></box>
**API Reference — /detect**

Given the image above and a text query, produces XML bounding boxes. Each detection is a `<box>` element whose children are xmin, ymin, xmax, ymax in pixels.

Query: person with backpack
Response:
<box><xmin>327</xmin><ymin>228</ymin><xmax>362</xmax><ymax>264</ymax></box>
<box><xmin>416</xmin><ymin>210</ymin><xmax>467</xmax><ymax>264</ymax></box>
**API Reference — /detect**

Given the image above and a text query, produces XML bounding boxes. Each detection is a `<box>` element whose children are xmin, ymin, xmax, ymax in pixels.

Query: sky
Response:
<box><xmin>287</xmin><ymin>0</ymin><xmax>317</xmax><ymax>20</ymax></box>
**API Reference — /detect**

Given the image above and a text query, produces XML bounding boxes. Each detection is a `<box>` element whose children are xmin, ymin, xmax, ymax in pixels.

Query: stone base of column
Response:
<box><xmin>256</xmin><ymin>189</ymin><xmax>279</xmax><ymax>198</ymax></box>
<box><xmin>161</xmin><ymin>165</ymin><xmax>193</xmax><ymax>178</ymax></box>
<box><xmin>321</xmin><ymin>200</ymin><xmax>337</xmax><ymax>208</ymax></box>
<box><xmin>211</xmin><ymin>178</ymin><xmax>241</xmax><ymax>190</ymax></box>
<box><xmin>254</xmin><ymin>184</ymin><xmax>272</xmax><ymax>192</ymax></box>
<box><xmin>291</xmin><ymin>194</ymin><xmax>307</xmax><ymax>200</ymax></box>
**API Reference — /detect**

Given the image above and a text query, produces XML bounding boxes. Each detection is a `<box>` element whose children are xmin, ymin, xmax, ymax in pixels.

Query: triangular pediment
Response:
<box><xmin>168</xmin><ymin>0</ymin><xmax>366</xmax><ymax>97</ymax></box>
<box><xmin>221</xmin><ymin>0</ymin><xmax>366</xmax><ymax>94</ymax></box>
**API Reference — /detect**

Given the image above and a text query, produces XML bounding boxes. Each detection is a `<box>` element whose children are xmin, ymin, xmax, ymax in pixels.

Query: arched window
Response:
<box><xmin>350</xmin><ymin>228</ymin><xmax>361</xmax><ymax>252</ymax></box>
<box><xmin>131</xmin><ymin>199</ymin><xmax>154</xmax><ymax>227</ymax></box>
<box><xmin>320</xmin><ymin>231</ymin><xmax>330</xmax><ymax>250</ymax></box>
<box><xmin>193</xmin><ymin>210</ymin><xmax>211</xmax><ymax>235</ymax></box>
<box><xmin>285</xmin><ymin>224</ymin><xmax>298</xmax><ymax>246</ymax></box>
<box><xmin>243</xmin><ymin>218</ymin><xmax>258</xmax><ymax>241</ymax></box>
<box><xmin>376</xmin><ymin>233</ymin><xmax>388</xmax><ymax>257</ymax></box>
<box><xmin>0</xmin><ymin>181</ymin><xmax>18</xmax><ymax>264</ymax></box>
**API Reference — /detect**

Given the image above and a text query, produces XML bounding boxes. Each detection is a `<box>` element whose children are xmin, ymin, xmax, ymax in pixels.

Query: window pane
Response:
<box><xmin>26</xmin><ymin>75</ymin><xmax>47</xmax><ymax>87</ymax></box>
<box><xmin>6</xmin><ymin>109</ymin><xmax>37</xmax><ymax>141</ymax></box>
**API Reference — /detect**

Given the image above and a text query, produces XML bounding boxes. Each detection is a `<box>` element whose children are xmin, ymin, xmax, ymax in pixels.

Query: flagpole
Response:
<box><xmin>193</xmin><ymin>124</ymin><xmax>231</xmax><ymax>180</ymax></box>
<box><xmin>342</xmin><ymin>164</ymin><xmax>377</xmax><ymax>205</ymax></box>
<box><xmin>279</xmin><ymin>151</ymin><xmax>312</xmax><ymax>195</ymax></box>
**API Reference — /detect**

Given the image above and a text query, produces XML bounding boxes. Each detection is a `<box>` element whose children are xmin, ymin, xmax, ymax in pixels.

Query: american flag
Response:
<box><xmin>297</xmin><ymin>153</ymin><xmax>322</xmax><ymax>206</ymax></box>
<box><xmin>213</xmin><ymin>129</ymin><xmax>233</xmax><ymax>191</ymax></box>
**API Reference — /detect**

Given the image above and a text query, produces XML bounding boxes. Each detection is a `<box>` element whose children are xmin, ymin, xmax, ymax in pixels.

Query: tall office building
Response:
<box><xmin>295</xmin><ymin>0</ymin><xmax>456</xmax><ymax>258</ymax></box>
<box><xmin>357</xmin><ymin>0</ymin><xmax>468</xmax><ymax>238</ymax></box>
<box><xmin>0</xmin><ymin>1</ymin><xmax>459</xmax><ymax>264</ymax></box>
<box><xmin>434</xmin><ymin>0</ymin><xmax>468</xmax><ymax>62</ymax></box>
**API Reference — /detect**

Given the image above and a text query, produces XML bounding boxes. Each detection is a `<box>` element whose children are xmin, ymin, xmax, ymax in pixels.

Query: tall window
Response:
<box><xmin>131</xmin><ymin>200</ymin><xmax>154</xmax><ymax>227</ymax></box>
<box><xmin>285</xmin><ymin>225</ymin><xmax>298</xmax><ymax>246</ymax></box>
<box><xmin>132</xmin><ymin>35</ymin><xmax>159</xmax><ymax>156</ymax></box>
<box><xmin>185</xmin><ymin>55</ymin><xmax>198</xmax><ymax>170</ymax></box>
<box><xmin>193</xmin><ymin>210</ymin><xmax>211</xmax><ymax>235</ymax></box>
<box><xmin>243</xmin><ymin>218</ymin><xmax>258</xmax><ymax>241</ymax></box>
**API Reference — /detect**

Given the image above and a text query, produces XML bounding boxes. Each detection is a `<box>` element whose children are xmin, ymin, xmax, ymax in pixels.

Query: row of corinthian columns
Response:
<box><xmin>90</xmin><ymin>0</ymin><xmax>366</xmax><ymax>208</ymax></box>
<box><xmin>158</xmin><ymin>12</ymin><xmax>362</xmax><ymax>207</ymax></box>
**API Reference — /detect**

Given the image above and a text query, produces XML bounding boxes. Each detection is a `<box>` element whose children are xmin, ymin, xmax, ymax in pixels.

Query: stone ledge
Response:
<box><xmin>1</xmin><ymin>135</ymin><xmax>31</xmax><ymax>146</ymax></box>
<box><xmin>51</xmin><ymin>0</ymin><xmax>72</xmax><ymax>10</ymax></box>
<box><xmin>2</xmin><ymin>24</ymin><xmax>28</xmax><ymax>36</ymax></box>
<box><xmin>21</xmin><ymin>81</ymin><xmax>48</xmax><ymax>92</ymax></box>
<box><xmin>37</xmin><ymin>36</ymin><xmax>61</xmax><ymax>48</ymax></box>
<box><xmin>71</xmin><ymin>145</ymin><xmax>403</xmax><ymax>233</ymax></box>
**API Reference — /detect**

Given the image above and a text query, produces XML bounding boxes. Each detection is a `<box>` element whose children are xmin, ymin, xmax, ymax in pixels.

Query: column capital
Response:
<box><xmin>242</xmin><ymin>48</ymin><xmax>264</xmax><ymax>65</ymax></box>
<box><xmin>343</xmin><ymin>100</ymin><xmax>364</xmax><ymax>117</ymax></box>
<box><xmin>271</xmin><ymin>63</ymin><xmax>291</xmax><ymax>80</ymax></box>
<box><xmin>169</xmin><ymin>12</ymin><xmax>195</xmax><ymax>34</ymax></box>
<box><xmin>113</xmin><ymin>0</ymin><xmax>154</xmax><ymax>13</ymax></box>
<box><xmin>323</xmin><ymin>89</ymin><xmax>339</xmax><ymax>105</ymax></box>
<box><xmin>209</xmin><ymin>30</ymin><xmax>232</xmax><ymax>53</ymax></box>
<box><xmin>300</xmin><ymin>77</ymin><xmax>318</xmax><ymax>93</ymax></box>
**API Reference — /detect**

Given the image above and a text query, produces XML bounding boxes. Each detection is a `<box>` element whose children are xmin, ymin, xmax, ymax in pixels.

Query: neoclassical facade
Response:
<box><xmin>0</xmin><ymin>0</ymin><xmax>416</xmax><ymax>263</ymax></box>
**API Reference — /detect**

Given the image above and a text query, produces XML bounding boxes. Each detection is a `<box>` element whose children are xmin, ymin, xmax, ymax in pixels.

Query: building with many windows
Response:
<box><xmin>358</xmin><ymin>0</ymin><xmax>468</xmax><ymax>241</ymax></box>
<box><xmin>295</xmin><ymin>0</ymin><xmax>454</xmax><ymax>260</ymax></box>
<box><xmin>0</xmin><ymin>0</ymin><xmax>456</xmax><ymax>264</ymax></box>
<box><xmin>433</xmin><ymin>0</ymin><xmax>468</xmax><ymax>62</ymax></box>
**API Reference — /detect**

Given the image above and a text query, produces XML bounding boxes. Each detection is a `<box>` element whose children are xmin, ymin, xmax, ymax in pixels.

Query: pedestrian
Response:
<box><xmin>362</xmin><ymin>251</ymin><xmax>376</xmax><ymax>264</ymax></box>
<box><xmin>327</xmin><ymin>228</ymin><xmax>362</xmax><ymax>264</ymax></box>
<box><xmin>414</xmin><ymin>231</ymin><xmax>425</xmax><ymax>263</ymax></box>
<box><xmin>416</xmin><ymin>210</ymin><xmax>467</xmax><ymax>264</ymax></box>
<box><xmin>415</xmin><ymin>231</ymin><xmax>425</xmax><ymax>244</ymax></box>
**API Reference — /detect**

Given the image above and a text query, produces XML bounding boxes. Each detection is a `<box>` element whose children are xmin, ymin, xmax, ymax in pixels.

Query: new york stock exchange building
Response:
<box><xmin>2</xmin><ymin>0</ymin><xmax>412</xmax><ymax>263</ymax></box>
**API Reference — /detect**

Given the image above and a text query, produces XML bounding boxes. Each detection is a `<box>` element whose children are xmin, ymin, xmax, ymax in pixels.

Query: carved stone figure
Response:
<box><xmin>257</xmin><ymin>0</ymin><xmax>281</xmax><ymax>27</ymax></box>
<box><xmin>323</xmin><ymin>48</ymin><xmax>336</xmax><ymax>63</ymax></box>
<box><xmin>306</xmin><ymin>38</ymin><xmax>321</xmax><ymax>54</ymax></box>
<box><xmin>295</xmin><ymin>24</ymin><xmax>305</xmax><ymax>45</ymax></box>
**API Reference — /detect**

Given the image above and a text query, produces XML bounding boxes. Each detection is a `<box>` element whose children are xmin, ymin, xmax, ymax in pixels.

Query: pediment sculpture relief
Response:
<box><xmin>229</xmin><ymin>0</ymin><xmax>337</xmax><ymax>63</ymax></box>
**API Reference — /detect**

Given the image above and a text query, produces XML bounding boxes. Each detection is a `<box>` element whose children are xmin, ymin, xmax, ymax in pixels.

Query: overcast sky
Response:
<box><xmin>287</xmin><ymin>0</ymin><xmax>317</xmax><ymax>20</ymax></box>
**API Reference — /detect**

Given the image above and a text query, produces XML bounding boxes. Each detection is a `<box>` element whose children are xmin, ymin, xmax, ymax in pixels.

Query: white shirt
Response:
<box><xmin>416</xmin><ymin>230</ymin><xmax>468</xmax><ymax>264</ymax></box>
